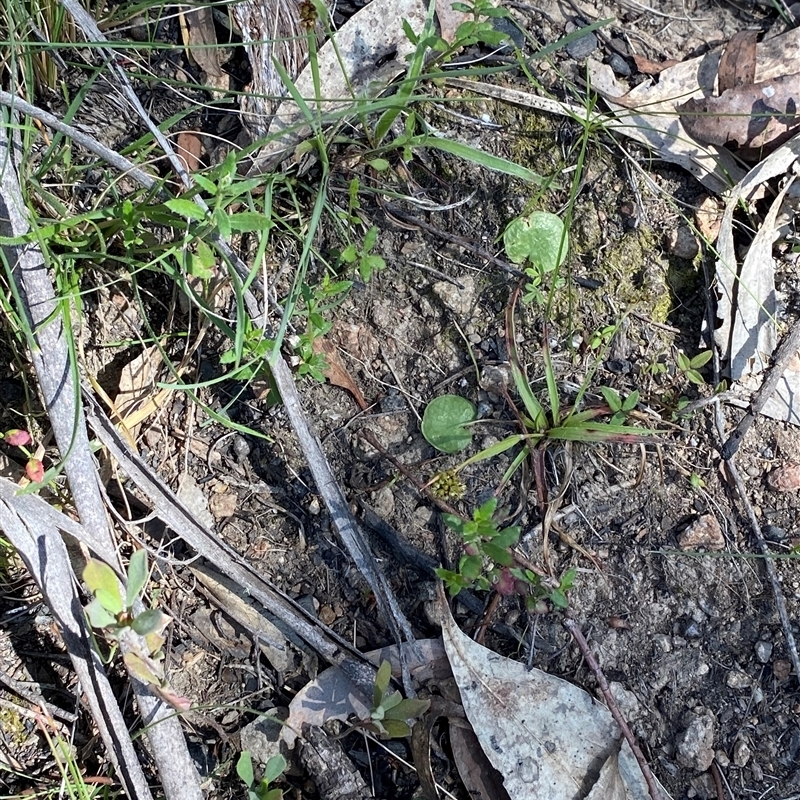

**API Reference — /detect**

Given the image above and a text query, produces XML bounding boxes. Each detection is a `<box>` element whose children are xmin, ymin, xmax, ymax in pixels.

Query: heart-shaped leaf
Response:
<box><xmin>421</xmin><ymin>395</ymin><xmax>476</xmax><ymax>453</ymax></box>
<box><xmin>503</xmin><ymin>210</ymin><xmax>568</xmax><ymax>272</ymax></box>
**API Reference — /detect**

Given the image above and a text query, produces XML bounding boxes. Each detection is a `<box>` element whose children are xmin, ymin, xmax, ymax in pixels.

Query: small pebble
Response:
<box><xmin>763</xmin><ymin>525</ymin><xmax>787</xmax><ymax>542</ymax></box>
<box><xmin>684</xmin><ymin>621</ymin><xmax>702</xmax><ymax>639</ymax></box>
<box><xmin>767</xmin><ymin>463</ymin><xmax>800</xmax><ymax>492</ymax></box>
<box><xmin>755</xmin><ymin>641</ymin><xmax>773</xmax><ymax>663</ymax></box>
<box><xmin>667</xmin><ymin>225</ymin><xmax>700</xmax><ymax>259</ymax></box>
<box><xmin>726</xmin><ymin>670</ymin><xmax>751</xmax><ymax>689</ymax></box>
<box><xmin>432</xmin><ymin>276</ymin><xmax>475</xmax><ymax>316</ymax></box>
<box><xmin>733</xmin><ymin>738</ymin><xmax>752</xmax><ymax>767</ymax></box>
<box><xmin>773</xmin><ymin>658</ymin><xmax>792</xmax><ymax>681</ymax></box>
<box><xmin>678</xmin><ymin>514</ymin><xmax>725</xmax><ymax>551</ymax></box>
<box><xmin>715</xmin><ymin>750</ymin><xmax>730</xmax><ymax>768</ymax></box>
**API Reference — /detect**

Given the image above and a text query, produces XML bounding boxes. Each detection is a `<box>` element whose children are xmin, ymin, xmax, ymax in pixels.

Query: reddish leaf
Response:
<box><xmin>717</xmin><ymin>30</ymin><xmax>757</xmax><ymax>93</ymax></box>
<box><xmin>312</xmin><ymin>339</ymin><xmax>368</xmax><ymax>410</ymax></box>
<box><xmin>25</xmin><ymin>458</ymin><xmax>44</xmax><ymax>483</ymax></box>
<box><xmin>4</xmin><ymin>429</ymin><xmax>31</xmax><ymax>447</ymax></box>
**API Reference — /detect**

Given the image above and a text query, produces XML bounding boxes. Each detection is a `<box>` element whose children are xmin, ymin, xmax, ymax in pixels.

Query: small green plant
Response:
<box><xmin>676</xmin><ymin>349</ymin><xmax>712</xmax><ymax>385</ymax></box>
<box><xmin>365</xmin><ymin>660</ymin><xmax>430</xmax><ymax>738</ymax></box>
<box><xmin>503</xmin><ymin>210</ymin><xmax>568</xmax><ymax>305</ymax></box>
<box><xmin>435</xmin><ymin>498</ymin><xmax>577</xmax><ymax>611</ymax></box>
<box><xmin>598</xmin><ymin>387</ymin><xmax>639</xmax><ymax>426</ymax></box>
<box><xmin>421</xmin><ymin>395</ymin><xmax>477</xmax><ymax>453</ymax></box>
<box><xmin>339</xmin><ymin>225</ymin><xmax>386</xmax><ymax>283</ymax></box>
<box><xmin>83</xmin><ymin>550</ymin><xmax>188</xmax><ymax>710</ymax></box>
<box><xmin>236</xmin><ymin>752</ymin><xmax>287</xmax><ymax>800</ymax></box>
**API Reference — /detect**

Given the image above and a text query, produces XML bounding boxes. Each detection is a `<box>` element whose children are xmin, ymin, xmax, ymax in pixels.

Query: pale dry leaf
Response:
<box><xmin>678</xmin><ymin>74</ymin><xmax>800</xmax><ymax>154</ymax></box>
<box><xmin>438</xmin><ymin>590</ymin><xmax>671</xmax><ymax>800</ymax></box>
<box><xmin>715</xmin><ymin>168</ymin><xmax>798</xmax><ymax>382</ymax></box>
<box><xmin>717</xmin><ymin>30</ymin><xmax>758</xmax><ymax>92</ymax></box>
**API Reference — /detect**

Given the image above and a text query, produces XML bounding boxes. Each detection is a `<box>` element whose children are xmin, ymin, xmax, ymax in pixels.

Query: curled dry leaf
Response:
<box><xmin>678</xmin><ymin>74</ymin><xmax>800</xmax><ymax>155</ymax></box>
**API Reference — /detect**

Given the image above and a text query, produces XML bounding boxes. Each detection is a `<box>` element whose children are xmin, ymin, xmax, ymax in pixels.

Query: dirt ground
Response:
<box><xmin>2</xmin><ymin>0</ymin><xmax>800</xmax><ymax>798</ymax></box>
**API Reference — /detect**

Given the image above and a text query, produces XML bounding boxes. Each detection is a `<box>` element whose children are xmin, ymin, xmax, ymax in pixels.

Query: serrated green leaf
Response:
<box><xmin>163</xmin><ymin>199</ymin><xmax>207</xmax><ymax>220</ymax></box>
<box><xmin>126</xmin><ymin>549</ymin><xmax>148</xmax><ymax>608</ymax></box>
<box><xmin>459</xmin><ymin>554</ymin><xmax>483</xmax><ymax>580</ymax></box>
<box><xmin>228</xmin><ymin>212</ymin><xmax>272</xmax><ymax>233</ymax></box>
<box><xmin>263</xmin><ymin>754</ymin><xmax>287</xmax><ymax>785</ymax></box>
<box><xmin>483</xmin><ymin>543</ymin><xmax>513</xmax><ymax>566</ymax></box>
<box><xmin>492</xmin><ymin>526</ymin><xmax>521</xmax><ymax>548</ymax></box>
<box><xmin>237</xmin><ymin>751</ymin><xmax>255</xmax><ymax>787</ymax></box>
<box><xmin>421</xmin><ymin>395</ymin><xmax>476</xmax><ymax>453</ymax></box>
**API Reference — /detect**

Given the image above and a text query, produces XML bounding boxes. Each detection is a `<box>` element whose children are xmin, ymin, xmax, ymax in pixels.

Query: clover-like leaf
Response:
<box><xmin>83</xmin><ymin>559</ymin><xmax>123</xmax><ymax>615</ymax></box>
<box><xmin>421</xmin><ymin>395</ymin><xmax>476</xmax><ymax>454</ymax></box>
<box><xmin>503</xmin><ymin>210</ymin><xmax>568</xmax><ymax>272</ymax></box>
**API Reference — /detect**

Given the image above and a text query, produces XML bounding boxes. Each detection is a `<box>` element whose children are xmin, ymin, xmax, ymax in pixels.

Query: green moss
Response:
<box><xmin>0</xmin><ymin>706</ymin><xmax>28</xmax><ymax>746</ymax></box>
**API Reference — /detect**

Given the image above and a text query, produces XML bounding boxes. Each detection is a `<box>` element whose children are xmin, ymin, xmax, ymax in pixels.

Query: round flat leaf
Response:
<box><xmin>421</xmin><ymin>395</ymin><xmax>476</xmax><ymax>453</ymax></box>
<box><xmin>503</xmin><ymin>210</ymin><xmax>568</xmax><ymax>272</ymax></box>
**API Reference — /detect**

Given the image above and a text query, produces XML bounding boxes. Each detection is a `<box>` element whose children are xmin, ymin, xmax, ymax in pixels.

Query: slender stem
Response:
<box><xmin>563</xmin><ymin>618</ymin><xmax>664</xmax><ymax>800</ymax></box>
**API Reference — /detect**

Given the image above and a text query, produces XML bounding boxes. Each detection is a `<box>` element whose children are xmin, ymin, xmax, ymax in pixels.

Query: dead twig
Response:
<box><xmin>714</xmin><ymin>401</ymin><xmax>800</xmax><ymax>684</ymax></box>
<box><xmin>563</xmin><ymin>618</ymin><xmax>665</xmax><ymax>800</ymax></box>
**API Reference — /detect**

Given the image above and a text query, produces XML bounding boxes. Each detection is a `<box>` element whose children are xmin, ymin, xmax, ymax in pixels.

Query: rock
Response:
<box><xmin>726</xmin><ymin>670</ymin><xmax>751</xmax><ymax>689</ymax></box>
<box><xmin>733</xmin><ymin>738</ymin><xmax>752</xmax><ymax>767</ymax></box>
<box><xmin>676</xmin><ymin>710</ymin><xmax>716</xmax><ymax>772</ymax></box>
<box><xmin>240</xmin><ymin>711</ymin><xmax>284</xmax><ymax>765</ymax></box>
<box><xmin>432</xmin><ymin>276</ymin><xmax>475</xmax><ymax>316</ymax></box>
<box><xmin>678</xmin><ymin>514</ymin><xmax>725</xmax><ymax>551</ymax></box>
<box><xmin>667</xmin><ymin>225</ymin><xmax>700</xmax><ymax>259</ymax></box>
<box><xmin>370</xmin><ymin>486</ymin><xmax>395</xmax><ymax>519</ymax></box>
<box><xmin>773</xmin><ymin>658</ymin><xmax>792</xmax><ymax>681</ymax></box>
<box><xmin>755</xmin><ymin>640</ymin><xmax>773</xmax><ymax>663</ymax></box>
<box><xmin>608</xmin><ymin>53</ymin><xmax>631</xmax><ymax>77</ymax></box>
<box><xmin>566</xmin><ymin>31</ymin><xmax>598</xmax><ymax>59</ymax></box>
<box><xmin>768</xmin><ymin>463</ymin><xmax>800</xmax><ymax>492</ymax></box>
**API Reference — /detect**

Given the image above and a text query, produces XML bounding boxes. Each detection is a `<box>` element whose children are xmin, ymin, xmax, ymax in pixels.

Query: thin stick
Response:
<box><xmin>714</xmin><ymin>402</ymin><xmax>800</xmax><ymax>683</ymax></box>
<box><xmin>563</xmin><ymin>618</ymin><xmax>664</xmax><ymax>800</ymax></box>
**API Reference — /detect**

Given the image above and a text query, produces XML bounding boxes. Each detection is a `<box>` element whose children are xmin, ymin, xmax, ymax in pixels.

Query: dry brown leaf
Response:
<box><xmin>694</xmin><ymin>195</ymin><xmax>724</xmax><ymax>242</ymax></box>
<box><xmin>175</xmin><ymin>131</ymin><xmax>203</xmax><ymax>173</ymax></box>
<box><xmin>678</xmin><ymin>73</ymin><xmax>800</xmax><ymax>154</ymax></box>
<box><xmin>313</xmin><ymin>338</ymin><xmax>368</xmax><ymax>410</ymax></box>
<box><xmin>180</xmin><ymin>6</ymin><xmax>229</xmax><ymax>96</ymax></box>
<box><xmin>631</xmin><ymin>54</ymin><xmax>678</xmax><ymax>75</ymax></box>
<box><xmin>717</xmin><ymin>30</ymin><xmax>758</xmax><ymax>92</ymax></box>
<box><xmin>280</xmin><ymin>639</ymin><xmax>450</xmax><ymax>748</ymax></box>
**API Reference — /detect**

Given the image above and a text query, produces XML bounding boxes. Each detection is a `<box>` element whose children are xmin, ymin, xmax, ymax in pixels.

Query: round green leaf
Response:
<box><xmin>503</xmin><ymin>210</ymin><xmax>568</xmax><ymax>272</ymax></box>
<box><xmin>421</xmin><ymin>395</ymin><xmax>477</xmax><ymax>453</ymax></box>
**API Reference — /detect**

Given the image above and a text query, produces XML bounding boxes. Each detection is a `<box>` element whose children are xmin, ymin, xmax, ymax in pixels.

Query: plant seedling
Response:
<box><xmin>676</xmin><ymin>349</ymin><xmax>712</xmax><ymax>385</ymax></box>
<box><xmin>237</xmin><ymin>752</ymin><xmax>287</xmax><ymax>800</ymax></box>
<box><xmin>364</xmin><ymin>660</ymin><xmax>430</xmax><ymax>738</ymax></box>
<box><xmin>83</xmin><ymin>551</ymin><xmax>188</xmax><ymax>710</ymax></box>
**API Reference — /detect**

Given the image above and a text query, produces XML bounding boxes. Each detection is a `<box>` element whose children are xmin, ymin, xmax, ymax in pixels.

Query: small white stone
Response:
<box><xmin>432</xmin><ymin>275</ymin><xmax>476</xmax><ymax>316</ymax></box>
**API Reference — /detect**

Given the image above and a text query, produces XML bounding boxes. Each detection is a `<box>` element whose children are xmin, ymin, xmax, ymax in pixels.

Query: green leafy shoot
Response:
<box><xmin>365</xmin><ymin>660</ymin><xmax>430</xmax><ymax>738</ymax></box>
<box><xmin>237</xmin><ymin>752</ymin><xmax>287</xmax><ymax>800</ymax></box>
<box><xmin>676</xmin><ymin>350</ymin><xmax>712</xmax><ymax>385</ymax></box>
<box><xmin>421</xmin><ymin>395</ymin><xmax>477</xmax><ymax>453</ymax></box>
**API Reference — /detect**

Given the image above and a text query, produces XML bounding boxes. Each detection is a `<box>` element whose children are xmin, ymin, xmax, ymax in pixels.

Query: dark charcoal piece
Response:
<box><xmin>566</xmin><ymin>31</ymin><xmax>597</xmax><ymax>60</ymax></box>
<box><xmin>608</xmin><ymin>53</ymin><xmax>631</xmax><ymax>77</ymax></box>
